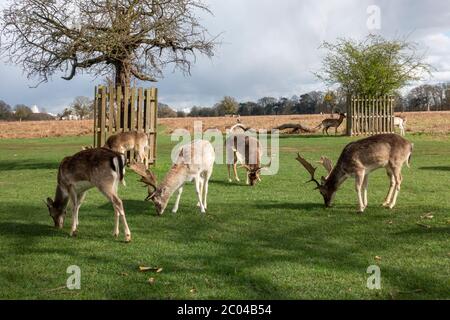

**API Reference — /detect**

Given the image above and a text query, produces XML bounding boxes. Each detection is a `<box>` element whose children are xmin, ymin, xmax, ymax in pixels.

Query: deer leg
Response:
<box><xmin>172</xmin><ymin>186</ymin><xmax>183</xmax><ymax>213</ymax></box>
<box><xmin>355</xmin><ymin>172</ymin><xmax>365</xmax><ymax>213</ymax></box>
<box><xmin>227</xmin><ymin>164</ymin><xmax>232</xmax><ymax>182</ymax></box>
<box><xmin>194</xmin><ymin>176</ymin><xmax>206</xmax><ymax>213</ymax></box>
<box><xmin>68</xmin><ymin>188</ymin><xmax>79</xmax><ymax>237</ymax></box>
<box><xmin>362</xmin><ymin>175</ymin><xmax>369</xmax><ymax>208</ymax></box>
<box><xmin>196</xmin><ymin>178</ymin><xmax>204</xmax><ymax>207</ymax></box>
<box><xmin>233</xmin><ymin>162</ymin><xmax>240</xmax><ymax>182</ymax></box>
<box><xmin>383</xmin><ymin>170</ymin><xmax>396</xmax><ymax>207</ymax></box>
<box><xmin>75</xmin><ymin>192</ymin><xmax>86</xmax><ymax>228</ymax></box>
<box><xmin>203</xmin><ymin>170</ymin><xmax>212</xmax><ymax>210</ymax></box>
<box><xmin>246</xmin><ymin>171</ymin><xmax>250</xmax><ymax>185</ymax></box>
<box><xmin>101</xmin><ymin>185</ymin><xmax>130</xmax><ymax>242</ymax></box>
<box><xmin>389</xmin><ymin>168</ymin><xmax>403</xmax><ymax>209</ymax></box>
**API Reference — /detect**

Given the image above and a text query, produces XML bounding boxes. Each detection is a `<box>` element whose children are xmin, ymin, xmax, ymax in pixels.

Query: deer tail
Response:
<box><xmin>407</xmin><ymin>143</ymin><xmax>414</xmax><ymax>168</ymax></box>
<box><xmin>111</xmin><ymin>154</ymin><xmax>127</xmax><ymax>186</ymax></box>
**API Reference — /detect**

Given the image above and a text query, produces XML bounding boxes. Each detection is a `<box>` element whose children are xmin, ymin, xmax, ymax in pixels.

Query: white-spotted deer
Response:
<box><xmin>296</xmin><ymin>134</ymin><xmax>413</xmax><ymax>213</ymax></box>
<box><xmin>45</xmin><ymin>148</ymin><xmax>131</xmax><ymax>242</ymax></box>
<box><xmin>225</xmin><ymin>134</ymin><xmax>270</xmax><ymax>186</ymax></box>
<box><xmin>130</xmin><ymin>140</ymin><xmax>215</xmax><ymax>215</ymax></box>
<box><xmin>105</xmin><ymin>131</ymin><xmax>149</xmax><ymax>166</ymax></box>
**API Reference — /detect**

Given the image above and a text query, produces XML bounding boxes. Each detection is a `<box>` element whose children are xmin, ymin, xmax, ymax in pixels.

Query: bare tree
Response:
<box><xmin>1</xmin><ymin>0</ymin><xmax>218</xmax><ymax>87</ymax></box>
<box><xmin>71</xmin><ymin>96</ymin><xmax>94</xmax><ymax>119</ymax></box>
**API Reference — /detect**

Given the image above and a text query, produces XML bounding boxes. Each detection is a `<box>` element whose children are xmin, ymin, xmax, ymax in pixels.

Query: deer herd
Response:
<box><xmin>46</xmin><ymin>117</ymin><xmax>413</xmax><ymax>242</ymax></box>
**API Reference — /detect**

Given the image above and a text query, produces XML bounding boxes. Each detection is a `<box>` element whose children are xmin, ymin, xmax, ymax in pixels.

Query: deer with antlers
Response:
<box><xmin>225</xmin><ymin>134</ymin><xmax>270</xmax><ymax>186</ymax></box>
<box><xmin>296</xmin><ymin>134</ymin><xmax>413</xmax><ymax>213</ymax></box>
<box><xmin>316</xmin><ymin>113</ymin><xmax>346</xmax><ymax>135</ymax></box>
<box><xmin>45</xmin><ymin>148</ymin><xmax>131</xmax><ymax>242</ymax></box>
<box><xmin>130</xmin><ymin>140</ymin><xmax>215</xmax><ymax>215</ymax></box>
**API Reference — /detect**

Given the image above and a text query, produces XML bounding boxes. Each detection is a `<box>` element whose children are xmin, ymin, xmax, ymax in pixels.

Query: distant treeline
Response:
<box><xmin>0</xmin><ymin>101</ymin><xmax>55</xmax><ymax>121</ymax></box>
<box><xmin>2</xmin><ymin>83</ymin><xmax>449</xmax><ymax>121</ymax></box>
<box><xmin>159</xmin><ymin>83</ymin><xmax>450</xmax><ymax>118</ymax></box>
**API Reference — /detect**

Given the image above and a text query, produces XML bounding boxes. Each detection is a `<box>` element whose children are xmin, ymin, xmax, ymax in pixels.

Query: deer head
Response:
<box><xmin>241</xmin><ymin>161</ymin><xmax>271</xmax><ymax>186</ymax></box>
<box><xmin>296</xmin><ymin>153</ymin><xmax>336</xmax><ymax>207</ymax></box>
<box><xmin>45</xmin><ymin>198</ymin><xmax>66</xmax><ymax>228</ymax></box>
<box><xmin>129</xmin><ymin>163</ymin><xmax>166</xmax><ymax>215</ymax></box>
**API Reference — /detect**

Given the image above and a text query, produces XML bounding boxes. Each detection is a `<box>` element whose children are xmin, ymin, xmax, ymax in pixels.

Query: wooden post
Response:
<box><xmin>98</xmin><ymin>86</ymin><xmax>107</xmax><ymax>147</ymax></box>
<box><xmin>149</xmin><ymin>88</ymin><xmax>158</xmax><ymax>164</ymax></box>
<box><xmin>93</xmin><ymin>86</ymin><xmax>98</xmax><ymax>146</ymax></box>
<box><xmin>347</xmin><ymin>95</ymin><xmax>352</xmax><ymax>136</ymax></box>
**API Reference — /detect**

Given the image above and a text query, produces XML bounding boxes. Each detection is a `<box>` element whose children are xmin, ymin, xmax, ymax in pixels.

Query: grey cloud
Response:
<box><xmin>0</xmin><ymin>0</ymin><xmax>449</xmax><ymax>112</ymax></box>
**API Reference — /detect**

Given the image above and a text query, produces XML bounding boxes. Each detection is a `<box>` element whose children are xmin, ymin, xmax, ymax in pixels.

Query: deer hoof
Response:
<box><xmin>70</xmin><ymin>230</ymin><xmax>78</xmax><ymax>237</ymax></box>
<box><xmin>124</xmin><ymin>234</ymin><xmax>131</xmax><ymax>243</ymax></box>
<box><xmin>113</xmin><ymin>231</ymin><xmax>119</xmax><ymax>238</ymax></box>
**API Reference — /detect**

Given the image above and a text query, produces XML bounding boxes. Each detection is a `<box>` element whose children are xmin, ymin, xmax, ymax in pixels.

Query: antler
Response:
<box><xmin>295</xmin><ymin>153</ymin><xmax>320</xmax><ymax>187</ymax></box>
<box><xmin>318</xmin><ymin>156</ymin><xmax>333</xmax><ymax>176</ymax></box>
<box><xmin>129</xmin><ymin>163</ymin><xmax>158</xmax><ymax>191</ymax></box>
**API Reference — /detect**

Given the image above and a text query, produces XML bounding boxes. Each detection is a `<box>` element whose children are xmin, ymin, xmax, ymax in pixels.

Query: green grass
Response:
<box><xmin>0</xmin><ymin>131</ymin><xmax>449</xmax><ymax>300</ymax></box>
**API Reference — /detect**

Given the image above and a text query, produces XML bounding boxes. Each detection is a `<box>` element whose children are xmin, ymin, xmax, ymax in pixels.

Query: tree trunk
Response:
<box><xmin>115</xmin><ymin>62</ymin><xmax>131</xmax><ymax>88</ymax></box>
<box><xmin>114</xmin><ymin>62</ymin><xmax>131</xmax><ymax>129</ymax></box>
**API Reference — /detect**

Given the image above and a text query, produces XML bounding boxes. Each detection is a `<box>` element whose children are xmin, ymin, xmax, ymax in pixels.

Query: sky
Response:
<box><xmin>0</xmin><ymin>0</ymin><xmax>449</xmax><ymax>113</ymax></box>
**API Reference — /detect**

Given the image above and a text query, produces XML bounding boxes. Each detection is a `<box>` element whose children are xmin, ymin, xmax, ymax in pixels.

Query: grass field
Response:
<box><xmin>0</xmin><ymin>130</ymin><xmax>449</xmax><ymax>299</ymax></box>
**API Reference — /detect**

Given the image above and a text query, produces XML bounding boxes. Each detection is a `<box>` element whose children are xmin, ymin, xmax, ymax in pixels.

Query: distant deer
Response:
<box><xmin>316</xmin><ymin>113</ymin><xmax>346</xmax><ymax>135</ymax></box>
<box><xmin>394</xmin><ymin>116</ymin><xmax>407</xmax><ymax>136</ymax></box>
<box><xmin>105</xmin><ymin>131</ymin><xmax>149</xmax><ymax>166</ymax></box>
<box><xmin>225</xmin><ymin>134</ymin><xmax>270</xmax><ymax>186</ymax></box>
<box><xmin>45</xmin><ymin>148</ymin><xmax>131</xmax><ymax>242</ymax></box>
<box><xmin>296</xmin><ymin>134</ymin><xmax>413</xmax><ymax>213</ymax></box>
<box><xmin>130</xmin><ymin>140</ymin><xmax>215</xmax><ymax>215</ymax></box>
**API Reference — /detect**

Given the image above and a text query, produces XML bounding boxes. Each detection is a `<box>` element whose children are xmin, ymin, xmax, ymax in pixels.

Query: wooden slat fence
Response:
<box><xmin>94</xmin><ymin>86</ymin><xmax>158</xmax><ymax>165</ymax></box>
<box><xmin>346</xmin><ymin>95</ymin><xmax>395</xmax><ymax>136</ymax></box>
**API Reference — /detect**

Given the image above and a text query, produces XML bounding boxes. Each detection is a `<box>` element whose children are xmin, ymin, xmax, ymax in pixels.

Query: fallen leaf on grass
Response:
<box><xmin>139</xmin><ymin>266</ymin><xmax>163</xmax><ymax>273</ymax></box>
<box><xmin>416</xmin><ymin>223</ymin><xmax>431</xmax><ymax>229</ymax></box>
<box><xmin>421</xmin><ymin>212</ymin><xmax>434</xmax><ymax>220</ymax></box>
<box><xmin>148</xmin><ymin>277</ymin><xmax>155</xmax><ymax>285</ymax></box>
<box><xmin>375</xmin><ymin>256</ymin><xmax>382</xmax><ymax>261</ymax></box>
<box><xmin>120</xmin><ymin>272</ymin><xmax>129</xmax><ymax>277</ymax></box>
<box><xmin>190</xmin><ymin>287</ymin><xmax>197</xmax><ymax>294</ymax></box>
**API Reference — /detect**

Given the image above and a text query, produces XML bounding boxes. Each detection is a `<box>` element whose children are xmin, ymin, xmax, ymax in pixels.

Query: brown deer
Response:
<box><xmin>130</xmin><ymin>140</ymin><xmax>215</xmax><ymax>215</ymax></box>
<box><xmin>316</xmin><ymin>113</ymin><xmax>346</xmax><ymax>135</ymax></box>
<box><xmin>225</xmin><ymin>134</ymin><xmax>270</xmax><ymax>186</ymax></box>
<box><xmin>45</xmin><ymin>148</ymin><xmax>131</xmax><ymax>242</ymax></box>
<box><xmin>105</xmin><ymin>131</ymin><xmax>149</xmax><ymax>166</ymax></box>
<box><xmin>296</xmin><ymin>134</ymin><xmax>413</xmax><ymax>213</ymax></box>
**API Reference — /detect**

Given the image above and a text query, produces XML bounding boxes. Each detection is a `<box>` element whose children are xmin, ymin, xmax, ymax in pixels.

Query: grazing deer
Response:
<box><xmin>105</xmin><ymin>131</ymin><xmax>149</xmax><ymax>166</ymax></box>
<box><xmin>296</xmin><ymin>134</ymin><xmax>413</xmax><ymax>213</ymax></box>
<box><xmin>394</xmin><ymin>116</ymin><xmax>407</xmax><ymax>136</ymax></box>
<box><xmin>45</xmin><ymin>148</ymin><xmax>131</xmax><ymax>242</ymax></box>
<box><xmin>316</xmin><ymin>113</ymin><xmax>346</xmax><ymax>135</ymax></box>
<box><xmin>130</xmin><ymin>140</ymin><xmax>215</xmax><ymax>215</ymax></box>
<box><xmin>225</xmin><ymin>134</ymin><xmax>270</xmax><ymax>186</ymax></box>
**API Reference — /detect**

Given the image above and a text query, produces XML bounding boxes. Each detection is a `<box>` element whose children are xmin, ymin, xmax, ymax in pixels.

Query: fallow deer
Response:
<box><xmin>296</xmin><ymin>134</ymin><xmax>413</xmax><ymax>213</ymax></box>
<box><xmin>45</xmin><ymin>148</ymin><xmax>131</xmax><ymax>242</ymax></box>
<box><xmin>130</xmin><ymin>140</ymin><xmax>215</xmax><ymax>215</ymax></box>
<box><xmin>394</xmin><ymin>116</ymin><xmax>407</xmax><ymax>136</ymax></box>
<box><xmin>225</xmin><ymin>134</ymin><xmax>270</xmax><ymax>186</ymax></box>
<box><xmin>105</xmin><ymin>131</ymin><xmax>149</xmax><ymax>166</ymax></box>
<box><xmin>316</xmin><ymin>113</ymin><xmax>346</xmax><ymax>135</ymax></box>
